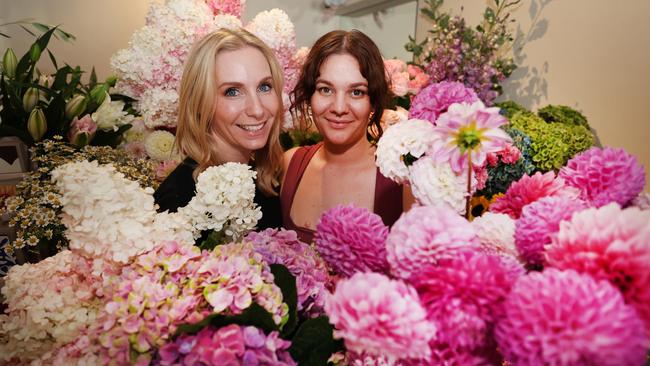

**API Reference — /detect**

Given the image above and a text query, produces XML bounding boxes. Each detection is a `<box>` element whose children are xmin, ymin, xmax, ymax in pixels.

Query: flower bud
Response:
<box><xmin>67</xmin><ymin>114</ymin><xmax>97</xmax><ymax>147</ymax></box>
<box><xmin>104</xmin><ymin>75</ymin><xmax>118</xmax><ymax>87</ymax></box>
<box><xmin>29</xmin><ymin>43</ymin><xmax>42</xmax><ymax>63</ymax></box>
<box><xmin>2</xmin><ymin>48</ymin><xmax>18</xmax><ymax>78</ymax></box>
<box><xmin>65</xmin><ymin>94</ymin><xmax>88</xmax><ymax>119</ymax></box>
<box><xmin>22</xmin><ymin>87</ymin><xmax>40</xmax><ymax>113</ymax></box>
<box><xmin>27</xmin><ymin>108</ymin><xmax>47</xmax><ymax>142</ymax></box>
<box><xmin>89</xmin><ymin>84</ymin><xmax>108</xmax><ymax>105</ymax></box>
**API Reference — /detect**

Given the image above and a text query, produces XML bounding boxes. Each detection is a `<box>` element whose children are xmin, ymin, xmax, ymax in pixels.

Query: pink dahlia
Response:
<box><xmin>515</xmin><ymin>196</ymin><xmax>587</xmax><ymax>267</ymax></box>
<box><xmin>411</xmin><ymin>250</ymin><xmax>519</xmax><ymax>351</ymax></box>
<box><xmin>325</xmin><ymin>272</ymin><xmax>436</xmax><ymax>360</ymax></box>
<box><xmin>314</xmin><ymin>204</ymin><xmax>389</xmax><ymax>277</ymax></box>
<box><xmin>495</xmin><ymin>269</ymin><xmax>647</xmax><ymax>366</ymax></box>
<box><xmin>433</xmin><ymin>101</ymin><xmax>512</xmax><ymax>173</ymax></box>
<box><xmin>559</xmin><ymin>146</ymin><xmax>646</xmax><ymax>207</ymax></box>
<box><xmin>245</xmin><ymin>228</ymin><xmax>331</xmax><ymax>314</ymax></box>
<box><xmin>490</xmin><ymin>171</ymin><xmax>580</xmax><ymax>219</ymax></box>
<box><xmin>408</xmin><ymin>81</ymin><xmax>479</xmax><ymax>124</ymax></box>
<box><xmin>545</xmin><ymin>203</ymin><xmax>650</xmax><ymax>332</ymax></box>
<box><xmin>386</xmin><ymin>205</ymin><xmax>480</xmax><ymax>279</ymax></box>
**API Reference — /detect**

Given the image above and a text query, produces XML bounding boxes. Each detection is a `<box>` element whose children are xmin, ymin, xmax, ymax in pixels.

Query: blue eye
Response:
<box><xmin>225</xmin><ymin>87</ymin><xmax>240</xmax><ymax>97</ymax></box>
<box><xmin>258</xmin><ymin>83</ymin><xmax>272</xmax><ymax>93</ymax></box>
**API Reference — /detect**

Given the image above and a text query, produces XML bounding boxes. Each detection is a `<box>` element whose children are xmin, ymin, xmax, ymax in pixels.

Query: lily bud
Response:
<box><xmin>27</xmin><ymin>108</ymin><xmax>47</xmax><ymax>142</ymax></box>
<box><xmin>29</xmin><ymin>43</ymin><xmax>42</xmax><ymax>63</ymax></box>
<box><xmin>2</xmin><ymin>48</ymin><xmax>17</xmax><ymax>78</ymax></box>
<box><xmin>104</xmin><ymin>75</ymin><xmax>118</xmax><ymax>87</ymax></box>
<box><xmin>67</xmin><ymin>114</ymin><xmax>97</xmax><ymax>147</ymax></box>
<box><xmin>65</xmin><ymin>94</ymin><xmax>88</xmax><ymax>119</ymax></box>
<box><xmin>89</xmin><ymin>84</ymin><xmax>108</xmax><ymax>105</ymax></box>
<box><xmin>22</xmin><ymin>87</ymin><xmax>40</xmax><ymax>113</ymax></box>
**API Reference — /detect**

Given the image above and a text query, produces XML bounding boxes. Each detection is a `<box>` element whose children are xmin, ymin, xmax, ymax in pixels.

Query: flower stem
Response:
<box><xmin>465</xmin><ymin>153</ymin><xmax>473</xmax><ymax>219</ymax></box>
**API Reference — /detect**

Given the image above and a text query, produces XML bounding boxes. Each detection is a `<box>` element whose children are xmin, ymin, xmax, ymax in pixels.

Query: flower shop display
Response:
<box><xmin>1</xmin><ymin>139</ymin><xmax>157</xmax><ymax>263</ymax></box>
<box><xmin>1</xmin><ymin>26</ymin><xmax>134</xmax><ymax>147</ymax></box>
<box><xmin>405</xmin><ymin>0</ymin><xmax>520</xmax><ymax>104</ymax></box>
<box><xmin>383</xmin><ymin>58</ymin><xmax>429</xmax><ymax>110</ymax></box>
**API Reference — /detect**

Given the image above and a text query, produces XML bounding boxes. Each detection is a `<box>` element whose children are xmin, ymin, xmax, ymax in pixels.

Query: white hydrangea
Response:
<box><xmin>178</xmin><ymin>162</ymin><xmax>262</xmax><ymax>241</ymax></box>
<box><xmin>137</xmin><ymin>87</ymin><xmax>180</xmax><ymax>129</ymax></box>
<box><xmin>91</xmin><ymin>93</ymin><xmax>134</xmax><ymax>131</ymax></box>
<box><xmin>245</xmin><ymin>8</ymin><xmax>296</xmax><ymax>65</ymax></box>
<box><xmin>144</xmin><ymin>129</ymin><xmax>179</xmax><ymax>161</ymax></box>
<box><xmin>51</xmin><ymin>160</ymin><xmax>191</xmax><ymax>263</ymax></box>
<box><xmin>471</xmin><ymin>212</ymin><xmax>519</xmax><ymax>260</ymax></box>
<box><xmin>409</xmin><ymin>155</ymin><xmax>475</xmax><ymax>215</ymax></box>
<box><xmin>375</xmin><ymin>119</ymin><xmax>438</xmax><ymax>184</ymax></box>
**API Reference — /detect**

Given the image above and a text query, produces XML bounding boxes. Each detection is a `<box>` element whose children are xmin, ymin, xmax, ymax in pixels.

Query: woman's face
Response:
<box><xmin>211</xmin><ymin>46</ymin><xmax>279</xmax><ymax>162</ymax></box>
<box><xmin>310</xmin><ymin>53</ymin><xmax>372</xmax><ymax>148</ymax></box>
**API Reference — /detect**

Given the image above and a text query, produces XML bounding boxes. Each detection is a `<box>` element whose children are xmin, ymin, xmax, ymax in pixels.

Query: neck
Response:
<box><xmin>321</xmin><ymin>137</ymin><xmax>374</xmax><ymax>165</ymax></box>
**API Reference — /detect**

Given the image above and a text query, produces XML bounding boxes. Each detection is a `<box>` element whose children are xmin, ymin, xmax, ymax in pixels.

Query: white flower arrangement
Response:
<box><xmin>178</xmin><ymin>162</ymin><xmax>262</xmax><ymax>241</ymax></box>
<box><xmin>51</xmin><ymin>160</ymin><xmax>191</xmax><ymax>263</ymax></box>
<box><xmin>144</xmin><ymin>129</ymin><xmax>179</xmax><ymax>161</ymax></box>
<box><xmin>90</xmin><ymin>93</ymin><xmax>134</xmax><ymax>131</ymax></box>
<box><xmin>375</xmin><ymin>119</ymin><xmax>438</xmax><ymax>184</ymax></box>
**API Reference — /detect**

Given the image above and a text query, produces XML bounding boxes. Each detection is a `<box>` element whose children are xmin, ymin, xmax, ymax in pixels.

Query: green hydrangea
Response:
<box><xmin>509</xmin><ymin>111</ymin><xmax>593</xmax><ymax>172</ymax></box>
<box><xmin>537</xmin><ymin>105</ymin><xmax>589</xmax><ymax>128</ymax></box>
<box><xmin>495</xmin><ymin>100</ymin><xmax>527</xmax><ymax>119</ymax></box>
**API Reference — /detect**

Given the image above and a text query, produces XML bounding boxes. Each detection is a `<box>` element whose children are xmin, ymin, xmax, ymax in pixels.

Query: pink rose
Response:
<box><xmin>390</xmin><ymin>72</ymin><xmax>410</xmax><ymax>97</ymax></box>
<box><xmin>407</xmin><ymin>64</ymin><xmax>425</xmax><ymax>77</ymax></box>
<box><xmin>408</xmin><ymin>73</ymin><xmax>430</xmax><ymax>94</ymax></box>
<box><xmin>384</xmin><ymin>59</ymin><xmax>406</xmax><ymax>77</ymax></box>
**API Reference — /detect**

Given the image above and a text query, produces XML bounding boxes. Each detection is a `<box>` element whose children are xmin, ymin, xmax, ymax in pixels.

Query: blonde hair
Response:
<box><xmin>175</xmin><ymin>28</ymin><xmax>284</xmax><ymax>196</ymax></box>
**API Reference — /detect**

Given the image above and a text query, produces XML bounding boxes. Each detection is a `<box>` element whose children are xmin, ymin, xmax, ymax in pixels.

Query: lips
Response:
<box><xmin>326</xmin><ymin>118</ymin><xmax>354</xmax><ymax>128</ymax></box>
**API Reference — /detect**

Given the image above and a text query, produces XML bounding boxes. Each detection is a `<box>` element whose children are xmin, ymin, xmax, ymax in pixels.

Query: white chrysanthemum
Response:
<box><xmin>471</xmin><ymin>212</ymin><xmax>519</xmax><ymax>259</ymax></box>
<box><xmin>91</xmin><ymin>93</ymin><xmax>134</xmax><ymax>131</ymax></box>
<box><xmin>144</xmin><ymin>130</ymin><xmax>179</xmax><ymax>161</ymax></box>
<box><xmin>409</xmin><ymin>155</ymin><xmax>475</xmax><ymax>215</ymax></box>
<box><xmin>51</xmin><ymin>161</ymin><xmax>191</xmax><ymax>263</ymax></box>
<box><xmin>179</xmin><ymin>162</ymin><xmax>262</xmax><ymax>241</ymax></box>
<box><xmin>375</xmin><ymin>119</ymin><xmax>437</xmax><ymax>184</ymax></box>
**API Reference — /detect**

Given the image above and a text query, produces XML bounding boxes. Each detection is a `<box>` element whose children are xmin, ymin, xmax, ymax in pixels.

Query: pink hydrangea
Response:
<box><xmin>495</xmin><ymin>269</ymin><xmax>647</xmax><ymax>366</ymax></box>
<box><xmin>411</xmin><ymin>250</ymin><xmax>520</xmax><ymax>351</ymax></box>
<box><xmin>325</xmin><ymin>272</ymin><xmax>436</xmax><ymax>361</ymax></box>
<box><xmin>545</xmin><ymin>203</ymin><xmax>650</xmax><ymax>332</ymax></box>
<box><xmin>205</xmin><ymin>0</ymin><xmax>245</xmax><ymax>18</ymax></box>
<box><xmin>490</xmin><ymin>171</ymin><xmax>580</xmax><ymax>219</ymax></box>
<box><xmin>315</xmin><ymin>204</ymin><xmax>390</xmax><ymax>277</ymax></box>
<box><xmin>245</xmin><ymin>228</ymin><xmax>331</xmax><ymax>314</ymax></box>
<box><xmin>514</xmin><ymin>196</ymin><xmax>587</xmax><ymax>267</ymax></box>
<box><xmin>408</xmin><ymin>81</ymin><xmax>479</xmax><ymax>124</ymax></box>
<box><xmin>156</xmin><ymin>324</ymin><xmax>295</xmax><ymax>365</ymax></box>
<box><xmin>559</xmin><ymin>146</ymin><xmax>646</xmax><ymax>207</ymax></box>
<box><xmin>386</xmin><ymin>205</ymin><xmax>480</xmax><ymax>279</ymax></box>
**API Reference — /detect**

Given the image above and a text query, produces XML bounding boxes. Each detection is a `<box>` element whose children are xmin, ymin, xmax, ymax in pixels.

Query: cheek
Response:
<box><xmin>310</xmin><ymin>95</ymin><xmax>328</xmax><ymax>117</ymax></box>
<box><xmin>261</xmin><ymin>94</ymin><xmax>280</xmax><ymax>116</ymax></box>
<box><xmin>351</xmin><ymin>99</ymin><xmax>372</xmax><ymax>118</ymax></box>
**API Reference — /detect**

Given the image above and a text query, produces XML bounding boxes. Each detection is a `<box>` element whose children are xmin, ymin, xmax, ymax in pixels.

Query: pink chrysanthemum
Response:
<box><xmin>411</xmin><ymin>250</ymin><xmax>519</xmax><ymax>351</ymax></box>
<box><xmin>545</xmin><ymin>203</ymin><xmax>650</xmax><ymax>332</ymax></box>
<box><xmin>559</xmin><ymin>146</ymin><xmax>646</xmax><ymax>207</ymax></box>
<box><xmin>315</xmin><ymin>204</ymin><xmax>389</xmax><ymax>277</ymax></box>
<box><xmin>490</xmin><ymin>171</ymin><xmax>580</xmax><ymax>219</ymax></box>
<box><xmin>409</xmin><ymin>81</ymin><xmax>479</xmax><ymax>124</ymax></box>
<box><xmin>325</xmin><ymin>272</ymin><xmax>436</xmax><ymax>360</ymax></box>
<box><xmin>515</xmin><ymin>196</ymin><xmax>587</xmax><ymax>267</ymax></box>
<box><xmin>386</xmin><ymin>205</ymin><xmax>480</xmax><ymax>279</ymax></box>
<box><xmin>495</xmin><ymin>269</ymin><xmax>647</xmax><ymax>366</ymax></box>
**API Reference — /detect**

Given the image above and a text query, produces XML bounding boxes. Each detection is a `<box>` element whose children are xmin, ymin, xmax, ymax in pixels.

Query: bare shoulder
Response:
<box><xmin>281</xmin><ymin>147</ymin><xmax>300</xmax><ymax>185</ymax></box>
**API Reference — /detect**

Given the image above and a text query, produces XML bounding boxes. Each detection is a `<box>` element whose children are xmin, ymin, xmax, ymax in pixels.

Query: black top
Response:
<box><xmin>154</xmin><ymin>158</ymin><xmax>282</xmax><ymax>230</ymax></box>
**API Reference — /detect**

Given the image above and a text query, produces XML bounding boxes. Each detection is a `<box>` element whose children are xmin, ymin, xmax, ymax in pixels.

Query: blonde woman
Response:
<box><xmin>154</xmin><ymin>28</ymin><xmax>284</xmax><ymax>229</ymax></box>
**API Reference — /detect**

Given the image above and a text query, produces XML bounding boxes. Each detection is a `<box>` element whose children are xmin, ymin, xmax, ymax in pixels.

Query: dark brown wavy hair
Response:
<box><xmin>290</xmin><ymin>29</ymin><xmax>390</xmax><ymax>142</ymax></box>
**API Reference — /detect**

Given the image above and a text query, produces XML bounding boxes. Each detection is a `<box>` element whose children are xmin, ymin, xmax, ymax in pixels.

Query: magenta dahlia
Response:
<box><xmin>559</xmin><ymin>146</ymin><xmax>646</xmax><ymax>207</ymax></box>
<box><xmin>495</xmin><ymin>269</ymin><xmax>647</xmax><ymax>366</ymax></box>
<box><xmin>385</xmin><ymin>205</ymin><xmax>480</xmax><ymax>279</ymax></box>
<box><xmin>325</xmin><ymin>272</ymin><xmax>436</xmax><ymax>361</ymax></box>
<box><xmin>545</xmin><ymin>203</ymin><xmax>650</xmax><ymax>332</ymax></box>
<box><xmin>515</xmin><ymin>196</ymin><xmax>587</xmax><ymax>267</ymax></box>
<box><xmin>490</xmin><ymin>171</ymin><xmax>580</xmax><ymax>219</ymax></box>
<box><xmin>410</xmin><ymin>250</ymin><xmax>518</xmax><ymax>351</ymax></box>
<box><xmin>408</xmin><ymin>81</ymin><xmax>479</xmax><ymax>124</ymax></box>
<box><xmin>314</xmin><ymin>204</ymin><xmax>389</xmax><ymax>277</ymax></box>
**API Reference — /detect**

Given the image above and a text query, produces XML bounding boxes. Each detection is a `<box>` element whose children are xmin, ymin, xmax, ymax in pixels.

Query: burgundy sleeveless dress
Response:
<box><xmin>281</xmin><ymin>143</ymin><xmax>403</xmax><ymax>243</ymax></box>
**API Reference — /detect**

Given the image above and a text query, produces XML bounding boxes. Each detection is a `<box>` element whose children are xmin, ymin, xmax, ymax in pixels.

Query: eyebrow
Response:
<box><xmin>315</xmin><ymin>79</ymin><xmax>368</xmax><ymax>88</ymax></box>
<box><xmin>218</xmin><ymin>76</ymin><xmax>274</xmax><ymax>89</ymax></box>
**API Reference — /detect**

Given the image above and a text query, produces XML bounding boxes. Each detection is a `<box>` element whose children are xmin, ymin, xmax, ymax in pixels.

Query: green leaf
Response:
<box><xmin>270</xmin><ymin>264</ymin><xmax>298</xmax><ymax>337</ymax></box>
<box><xmin>197</xmin><ymin>229</ymin><xmax>228</xmax><ymax>250</ymax></box>
<box><xmin>44</xmin><ymin>91</ymin><xmax>66</xmax><ymax>136</ymax></box>
<box><xmin>30</xmin><ymin>22</ymin><xmax>50</xmax><ymax>33</ymax></box>
<box><xmin>289</xmin><ymin>316</ymin><xmax>343</xmax><ymax>366</ymax></box>
<box><xmin>19</xmin><ymin>24</ymin><xmax>36</xmax><ymax>37</ymax></box>
<box><xmin>174</xmin><ymin>302</ymin><xmax>280</xmax><ymax>337</ymax></box>
<box><xmin>91</xmin><ymin>123</ymin><xmax>132</xmax><ymax>148</ymax></box>
<box><xmin>47</xmin><ymin>49</ymin><xmax>58</xmax><ymax>69</ymax></box>
<box><xmin>89</xmin><ymin>68</ymin><xmax>98</xmax><ymax>87</ymax></box>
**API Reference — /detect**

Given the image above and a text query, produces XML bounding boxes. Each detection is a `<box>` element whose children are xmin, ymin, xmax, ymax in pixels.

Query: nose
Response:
<box><xmin>331</xmin><ymin>92</ymin><xmax>348</xmax><ymax>116</ymax></box>
<box><xmin>246</xmin><ymin>93</ymin><xmax>265</xmax><ymax>120</ymax></box>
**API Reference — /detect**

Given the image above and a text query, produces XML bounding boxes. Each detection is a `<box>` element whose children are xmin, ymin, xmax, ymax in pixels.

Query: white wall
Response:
<box><xmin>416</xmin><ymin>0</ymin><xmax>650</xmax><ymax>188</ymax></box>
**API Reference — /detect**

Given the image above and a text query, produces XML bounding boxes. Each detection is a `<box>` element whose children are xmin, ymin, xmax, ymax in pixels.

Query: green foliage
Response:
<box><xmin>280</xmin><ymin>129</ymin><xmax>323</xmax><ymax>150</ymax></box>
<box><xmin>495</xmin><ymin>100</ymin><xmax>527</xmax><ymax>119</ymax></box>
<box><xmin>289</xmin><ymin>316</ymin><xmax>344</xmax><ymax>366</ymax></box>
<box><xmin>537</xmin><ymin>104</ymin><xmax>589</xmax><ymax>128</ymax></box>
<box><xmin>270</xmin><ymin>264</ymin><xmax>298</xmax><ymax>337</ymax></box>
